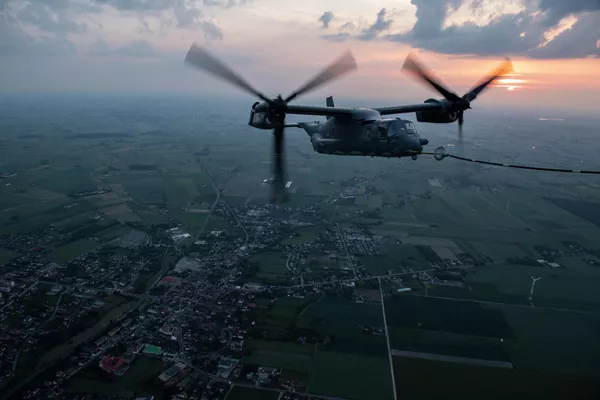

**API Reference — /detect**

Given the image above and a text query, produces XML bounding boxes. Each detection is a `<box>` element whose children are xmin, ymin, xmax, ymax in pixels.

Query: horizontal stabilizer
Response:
<box><xmin>326</xmin><ymin>96</ymin><xmax>334</xmax><ymax>119</ymax></box>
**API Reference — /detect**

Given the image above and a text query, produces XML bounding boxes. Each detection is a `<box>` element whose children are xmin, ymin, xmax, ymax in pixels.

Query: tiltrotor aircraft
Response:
<box><xmin>184</xmin><ymin>43</ymin><xmax>512</xmax><ymax>203</ymax></box>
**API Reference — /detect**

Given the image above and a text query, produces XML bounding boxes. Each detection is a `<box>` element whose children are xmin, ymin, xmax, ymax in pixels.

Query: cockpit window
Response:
<box><xmin>405</xmin><ymin>122</ymin><xmax>416</xmax><ymax>134</ymax></box>
<box><xmin>378</xmin><ymin>125</ymin><xmax>387</xmax><ymax>137</ymax></box>
<box><xmin>388</xmin><ymin>121</ymin><xmax>407</xmax><ymax>137</ymax></box>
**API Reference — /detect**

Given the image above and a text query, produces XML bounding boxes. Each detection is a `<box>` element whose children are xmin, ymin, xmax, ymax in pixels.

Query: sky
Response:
<box><xmin>1</xmin><ymin>0</ymin><xmax>599</xmax><ymax>112</ymax></box>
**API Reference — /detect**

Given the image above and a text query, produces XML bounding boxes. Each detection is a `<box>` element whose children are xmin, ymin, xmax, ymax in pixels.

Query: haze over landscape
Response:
<box><xmin>1</xmin><ymin>1</ymin><xmax>600</xmax><ymax>400</ymax></box>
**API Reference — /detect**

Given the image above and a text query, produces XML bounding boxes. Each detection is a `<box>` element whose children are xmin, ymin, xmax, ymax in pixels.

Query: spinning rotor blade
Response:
<box><xmin>184</xmin><ymin>42</ymin><xmax>272</xmax><ymax>104</ymax></box>
<box><xmin>457</xmin><ymin>110</ymin><xmax>464</xmax><ymax>143</ymax></box>
<box><xmin>272</xmin><ymin>126</ymin><xmax>287</xmax><ymax>203</ymax></box>
<box><xmin>284</xmin><ymin>50</ymin><xmax>357</xmax><ymax>103</ymax></box>
<box><xmin>402</xmin><ymin>52</ymin><xmax>461</xmax><ymax>102</ymax></box>
<box><xmin>464</xmin><ymin>58</ymin><xmax>513</xmax><ymax>102</ymax></box>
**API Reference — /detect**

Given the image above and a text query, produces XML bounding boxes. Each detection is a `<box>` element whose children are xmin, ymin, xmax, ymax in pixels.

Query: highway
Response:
<box><xmin>379</xmin><ymin>277</ymin><xmax>397</xmax><ymax>400</ymax></box>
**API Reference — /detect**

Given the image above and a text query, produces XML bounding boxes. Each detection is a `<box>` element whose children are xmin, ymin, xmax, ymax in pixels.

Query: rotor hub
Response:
<box><xmin>268</xmin><ymin>95</ymin><xmax>288</xmax><ymax>123</ymax></box>
<box><xmin>453</xmin><ymin>97</ymin><xmax>471</xmax><ymax>112</ymax></box>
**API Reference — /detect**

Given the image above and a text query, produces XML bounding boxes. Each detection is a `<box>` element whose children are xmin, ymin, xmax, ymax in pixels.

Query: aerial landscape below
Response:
<box><xmin>2</xmin><ymin>0</ymin><xmax>600</xmax><ymax>398</ymax></box>
<box><xmin>1</xmin><ymin>94</ymin><xmax>600</xmax><ymax>400</ymax></box>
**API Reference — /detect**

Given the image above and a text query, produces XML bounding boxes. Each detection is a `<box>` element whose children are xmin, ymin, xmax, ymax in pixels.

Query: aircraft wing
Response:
<box><xmin>374</xmin><ymin>102</ymin><xmax>442</xmax><ymax>115</ymax></box>
<box><xmin>285</xmin><ymin>104</ymin><xmax>356</xmax><ymax>117</ymax></box>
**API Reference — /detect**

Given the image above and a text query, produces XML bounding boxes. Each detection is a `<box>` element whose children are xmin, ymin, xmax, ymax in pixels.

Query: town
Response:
<box><xmin>0</xmin><ymin>179</ymin><xmax>594</xmax><ymax>400</ymax></box>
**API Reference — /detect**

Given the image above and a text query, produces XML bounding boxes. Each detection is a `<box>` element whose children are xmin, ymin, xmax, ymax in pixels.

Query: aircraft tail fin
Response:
<box><xmin>326</xmin><ymin>96</ymin><xmax>334</xmax><ymax>120</ymax></box>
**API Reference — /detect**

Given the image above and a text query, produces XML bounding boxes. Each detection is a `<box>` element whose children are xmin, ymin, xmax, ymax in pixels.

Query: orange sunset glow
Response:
<box><xmin>0</xmin><ymin>0</ymin><xmax>598</xmax><ymax>114</ymax></box>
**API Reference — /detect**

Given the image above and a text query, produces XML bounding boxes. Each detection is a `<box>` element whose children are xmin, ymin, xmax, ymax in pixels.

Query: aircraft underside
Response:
<box><xmin>311</xmin><ymin>142</ymin><xmax>421</xmax><ymax>158</ymax></box>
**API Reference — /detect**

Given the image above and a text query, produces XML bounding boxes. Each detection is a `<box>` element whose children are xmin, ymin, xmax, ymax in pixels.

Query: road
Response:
<box><xmin>184</xmin><ymin>361</ymin><xmax>352</xmax><ymax>400</ymax></box>
<box><xmin>279</xmin><ymin>269</ymin><xmax>436</xmax><ymax>290</ymax></box>
<box><xmin>379</xmin><ymin>277</ymin><xmax>397</xmax><ymax>400</ymax></box>
<box><xmin>285</xmin><ymin>244</ymin><xmax>300</xmax><ymax>275</ymax></box>
<box><xmin>196</xmin><ymin>159</ymin><xmax>249</xmax><ymax>247</ymax></box>
<box><xmin>194</xmin><ymin>159</ymin><xmax>221</xmax><ymax>242</ymax></box>
<box><xmin>336</xmin><ymin>223</ymin><xmax>357</xmax><ymax>278</ymax></box>
<box><xmin>20</xmin><ymin>279</ymin><xmax>143</xmax><ymax>299</ymax></box>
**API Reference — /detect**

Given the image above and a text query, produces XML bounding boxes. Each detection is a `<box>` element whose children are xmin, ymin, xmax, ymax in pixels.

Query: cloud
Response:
<box><xmin>392</xmin><ymin>0</ymin><xmax>600</xmax><ymax>58</ymax></box>
<box><xmin>224</xmin><ymin>0</ymin><xmax>253</xmax><ymax>8</ymax></box>
<box><xmin>0</xmin><ymin>15</ymin><xmax>77</xmax><ymax>56</ymax></box>
<box><xmin>320</xmin><ymin>0</ymin><xmax>600</xmax><ymax>59</ymax></box>
<box><xmin>200</xmin><ymin>18</ymin><xmax>223</xmax><ymax>40</ymax></box>
<box><xmin>357</xmin><ymin>8</ymin><xmax>393</xmax><ymax>40</ymax></box>
<box><xmin>527</xmin><ymin>12</ymin><xmax>600</xmax><ymax>59</ymax></box>
<box><xmin>340</xmin><ymin>21</ymin><xmax>355</xmax><ymax>31</ymax></box>
<box><xmin>318</xmin><ymin>11</ymin><xmax>334</xmax><ymax>29</ymax></box>
<box><xmin>0</xmin><ymin>0</ymin><xmax>83</xmax><ymax>56</ymax></box>
<box><xmin>1</xmin><ymin>0</ymin><xmax>252</xmax><ymax>58</ymax></box>
<box><xmin>534</xmin><ymin>0</ymin><xmax>600</xmax><ymax>26</ymax></box>
<box><xmin>320</xmin><ymin>33</ymin><xmax>352</xmax><ymax>42</ymax></box>
<box><xmin>408</xmin><ymin>0</ymin><xmax>461</xmax><ymax>40</ymax></box>
<box><xmin>17</xmin><ymin>1</ymin><xmax>90</xmax><ymax>33</ymax></box>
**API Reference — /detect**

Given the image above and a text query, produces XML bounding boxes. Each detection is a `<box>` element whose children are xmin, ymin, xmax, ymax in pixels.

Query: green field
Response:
<box><xmin>250</xmin><ymin>252</ymin><xmax>290</xmax><ymax>284</ymax></box>
<box><xmin>385</xmin><ymin>294</ymin><xmax>516</xmax><ymax>339</ymax></box>
<box><xmin>281</xmin><ymin>226</ymin><xmax>322</xmax><ymax>245</ymax></box>
<box><xmin>309</xmin><ymin>351</ymin><xmax>394</xmax><ymax>400</ymax></box>
<box><xmin>49</xmin><ymin>239</ymin><xmax>99</xmax><ymax>262</ymax></box>
<box><xmin>496</xmin><ymin>304</ymin><xmax>600</xmax><ymax>375</ymax></box>
<box><xmin>226</xmin><ymin>386</ymin><xmax>279</xmax><ymax>400</ymax></box>
<box><xmin>392</xmin><ymin>356</ymin><xmax>600</xmax><ymax>400</ymax></box>
<box><xmin>248</xmin><ymin>295</ymin><xmax>316</xmax><ymax>339</ymax></box>
<box><xmin>242</xmin><ymin>350</ymin><xmax>312</xmax><ymax>372</ymax></box>
<box><xmin>67</xmin><ymin>357</ymin><xmax>167</xmax><ymax>398</ymax></box>
<box><xmin>466</xmin><ymin>262</ymin><xmax>600</xmax><ymax>311</ymax></box>
<box><xmin>242</xmin><ymin>339</ymin><xmax>315</xmax><ymax>371</ymax></box>
<box><xmin>388</xmin><ymin>326</ymin><xmax>509</xmax><ymax>362</ymax></box>
<box><xmin>297</xmin><ymin>296</ymin><xmax>388</xmax><ymax>357</ymax></box>
<box><xmin>0</xmin><ymin>248</ymin><xmax>18</xmax><ymax>264</ymax></box>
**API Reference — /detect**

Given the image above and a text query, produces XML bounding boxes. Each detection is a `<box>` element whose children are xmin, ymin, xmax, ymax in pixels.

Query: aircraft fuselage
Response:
<box><xmin>300</xmin><ymin>114</ymin><xmax>428</xmax><ymax>158</ymax></box>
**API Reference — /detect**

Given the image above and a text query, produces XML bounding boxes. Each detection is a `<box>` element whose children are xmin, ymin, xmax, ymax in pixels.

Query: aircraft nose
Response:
<box><xmin>410</xmin><ymin>137</ymin><xmax>423</xmax><ymax>152</ymax></box>
<box><xmin>420</xmin><ymin>138</ymin><xmax>429</xmax><ymax>146</ymax></box>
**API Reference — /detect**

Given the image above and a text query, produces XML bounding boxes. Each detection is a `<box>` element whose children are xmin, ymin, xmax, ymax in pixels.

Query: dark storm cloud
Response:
<box><xmin>358</xmin><ymin>8</ymin><xmax>393</xmax><ymax>40</ymax></box>
<box><xmin>320</xmin><ymin>0</ymin><xmax>600</xmax><ymax>59</ymax></box>
<box><xmin>318</xmin><ymin>11</ymin><xmax>334</xmax><ymax>29</ymax></box>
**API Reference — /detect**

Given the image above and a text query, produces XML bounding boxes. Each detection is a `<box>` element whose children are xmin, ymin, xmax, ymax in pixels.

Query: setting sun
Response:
<box><xmin>496</xmin><ymin>77</ymin><xmax>526</xmax><ymax>92</ymax></box>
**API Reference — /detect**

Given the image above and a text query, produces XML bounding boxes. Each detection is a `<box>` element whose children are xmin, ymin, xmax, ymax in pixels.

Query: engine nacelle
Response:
<box><xmin>416</xmin><ymin>99</ymin><xmax>458</xmax><ymax>124</ymax></box>
<box><xmin>248</xmin><ymin>102</ymin><xmax>275</xmax><ymax>130</ymax></box>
